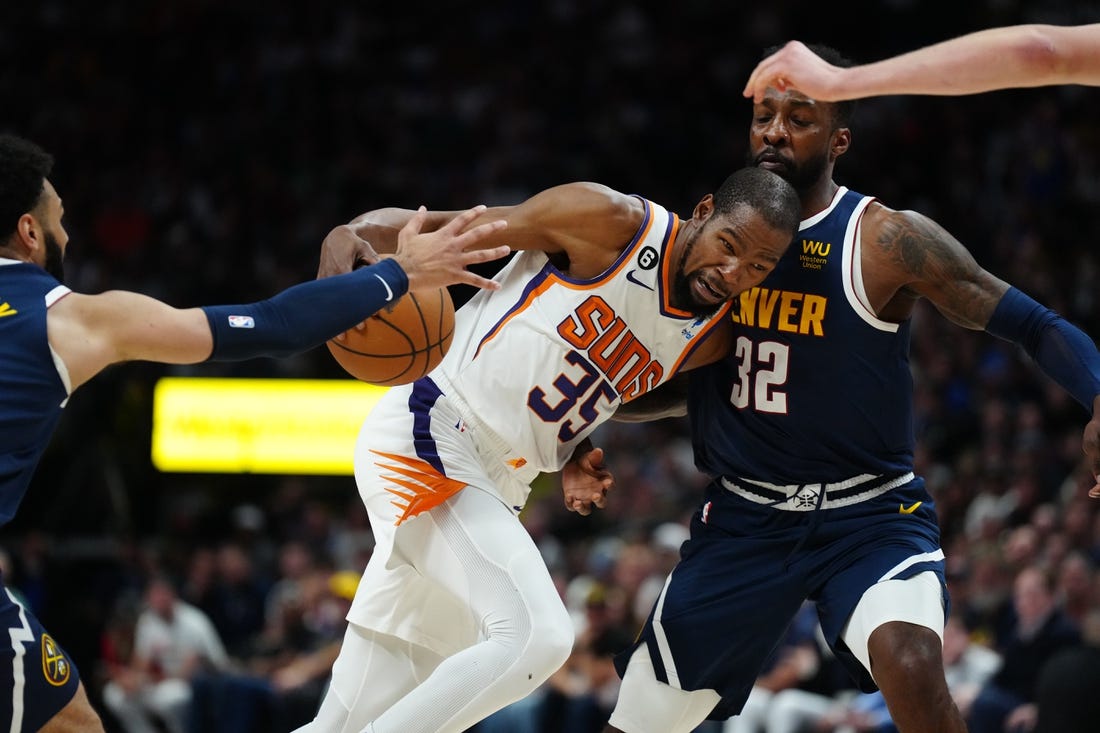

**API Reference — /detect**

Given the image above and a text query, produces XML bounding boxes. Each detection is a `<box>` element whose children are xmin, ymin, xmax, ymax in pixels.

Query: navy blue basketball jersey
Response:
<box><xmin>688</xmin><ymin>187</ymin><xmax>915</xmax><ymax>483</ymax></box>
<box><xmin>0</xmin><ymin>259</ymin><xmax>71</xmax><ymax>526</ymax></box>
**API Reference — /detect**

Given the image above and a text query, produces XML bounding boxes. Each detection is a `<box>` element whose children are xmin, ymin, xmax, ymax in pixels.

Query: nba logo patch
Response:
<box><xmin>227</xmin><ymin>315</ymin><xmax>255</xmax><ymax>329</ymax></box>
<box><xmin>701</xmin><ymin>501</ymin><xmax>712</xmax><ymax>523</ymax></box>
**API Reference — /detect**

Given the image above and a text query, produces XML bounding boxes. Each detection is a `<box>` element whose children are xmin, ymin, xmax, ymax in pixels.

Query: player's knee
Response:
<box><xmin>528</xmin><ymin>615</ymin><xmax>574</xmax><ymax>673</ymax></box>
<box><xmin>869</xmin><ymin>622</ymin><xmax>943</xmax><ymax>686</ymax></box>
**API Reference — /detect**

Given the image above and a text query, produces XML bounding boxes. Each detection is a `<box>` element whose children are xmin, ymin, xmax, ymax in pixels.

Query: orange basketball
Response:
<box><xmin>326</xmin><ymin>287</ymin><xmax>455</xmax><ymax>386</ymax></box>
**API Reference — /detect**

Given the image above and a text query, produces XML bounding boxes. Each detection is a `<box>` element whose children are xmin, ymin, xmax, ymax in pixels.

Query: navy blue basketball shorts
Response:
<box><xmin>617</xmin><ymin>477</ymin><xmax>947</xmax><ymax>721</ymax></box>
<box><xmin>0</xmin><ymin>581</ymin><xmax>82</xmax><ymax>732</ymax></box>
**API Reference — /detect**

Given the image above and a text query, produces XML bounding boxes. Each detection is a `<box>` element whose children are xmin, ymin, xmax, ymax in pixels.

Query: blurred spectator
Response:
<box><xmin>187</xmin><ymin>568</ymin><xmax>357</xmax><ymax>733</ymax></box>
<box><xmin>1032</xmin><ymin>608</ymin><xmax>1100</xmax><ymax>733</ymax></box>
<box><xmin>202</xmin><ymin>542</ymin><xmax>267</xmax><ymax>658</ymax></box>
<box><xmin>942</xmin><ymin>615</ymin><xmax>1002</xmax><ymax>719</ymax></box>
<box><xmin>1054</xmin><ymin>550</ymin><xmax>1095</xmax><ymax>626</ymax></box>
<box><xmin>101</xmin><ymin>575</ymin><xmax>229</xmax><ymax>733</ymax></box>
<box><xmin>967</xmin><ymin>565</ymin><xmax>1080</xmax><ymax>733</ymax></box>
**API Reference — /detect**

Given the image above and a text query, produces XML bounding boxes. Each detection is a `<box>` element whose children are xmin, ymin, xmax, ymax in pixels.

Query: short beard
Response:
<box><xmin>747</xmin><ymin>148</ymin><xmax>830</xmax><ymax>196</ymax></box>
<box><xmin>43</xmin><ymin>231</ymin><xmax>65</xmax><ymax>283</ymax></box>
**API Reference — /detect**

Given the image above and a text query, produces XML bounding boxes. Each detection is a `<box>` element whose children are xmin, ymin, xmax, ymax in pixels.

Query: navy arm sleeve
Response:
<box><xmin>985</xmin><ymin>286</ymin><xmax>1100</xmax><ymax>414</ymax></box>
<box><xmin>201</xmin><ymin>258</ymin><xmax>409</xmax><ymax>361</ymax></box>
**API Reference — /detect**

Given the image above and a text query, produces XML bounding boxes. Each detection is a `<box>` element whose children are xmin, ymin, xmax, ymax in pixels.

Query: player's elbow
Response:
<box><xmin>1015</xmin><ymin>26</ymin><xmax>1068</xmax><ymax>80</ymax></box>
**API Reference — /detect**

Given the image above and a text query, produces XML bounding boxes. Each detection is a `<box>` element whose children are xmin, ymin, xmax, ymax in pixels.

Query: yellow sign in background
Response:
<box><xmin>152</xmin><ymin>377</ymin><xmax>388</xmax><ymax>475</ymax></box>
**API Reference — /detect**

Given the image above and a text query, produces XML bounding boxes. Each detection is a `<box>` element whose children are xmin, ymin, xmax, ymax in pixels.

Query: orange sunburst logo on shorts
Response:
<box><xmin>371</xmin><ymin>450</ymin><xmax>468</xmax><ymax>525</ymax></box>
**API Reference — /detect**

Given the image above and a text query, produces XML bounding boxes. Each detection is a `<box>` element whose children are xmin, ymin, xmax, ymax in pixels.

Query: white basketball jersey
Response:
<box><xmin>433</xmin><ymin>197</ymin><xmax>729</xmax><ymax>475</ymax></box>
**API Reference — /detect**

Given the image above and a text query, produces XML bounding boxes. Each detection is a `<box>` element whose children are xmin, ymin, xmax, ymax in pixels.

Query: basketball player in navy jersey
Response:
<box><xmin>564</xmin><ymin>45</ymin><xmax>1100</xmax><ymax>733</ymax></box>
<box><xmin>0</xmin><ymin>133</ymin><xmax>509</xmax><ymax>732</ymax></box>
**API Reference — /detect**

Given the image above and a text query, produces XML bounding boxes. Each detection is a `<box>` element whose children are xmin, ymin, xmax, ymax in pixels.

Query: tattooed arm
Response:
<box><xmin>866</xmin><ymin>205</ymin><xmax>1100</xmax><ymax>494</ymax></box>
<box><xmin>861</xmin><ymin>206</ymin><xmax>1009</xmax><ymax>328</ymax></box>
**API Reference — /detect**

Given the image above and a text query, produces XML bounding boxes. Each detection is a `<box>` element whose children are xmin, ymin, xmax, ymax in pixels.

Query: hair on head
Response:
<box><xmin>713</xmin><ymin>166</ymin><xmax>801</xmax><ymax>237</ymax></box>
<box><xmin>0</xmin><ymin>134</ymin><xmax>54</xmax><ymax>240</ymax></box>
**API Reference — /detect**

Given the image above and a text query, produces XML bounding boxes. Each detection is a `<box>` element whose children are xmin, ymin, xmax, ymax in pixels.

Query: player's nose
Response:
<box><xmin>716</xmin><ymin>259</ymin><xmax>742</xmax><ymax>284</ymax></box>
<box><xmin>762</xmin><ymin>118</ymin><xmax>789</xmax><ymax>145</ymax></box>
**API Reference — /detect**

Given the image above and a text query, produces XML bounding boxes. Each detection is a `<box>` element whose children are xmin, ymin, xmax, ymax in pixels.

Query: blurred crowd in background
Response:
<box><xmin>4</xmin><ymin>1</ymin><xmax>1100</xmax><ymax>731</ymax></box>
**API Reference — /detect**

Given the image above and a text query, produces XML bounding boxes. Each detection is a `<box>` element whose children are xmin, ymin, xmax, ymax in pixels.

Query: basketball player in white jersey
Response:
<box><xmin>293</xmin><ymin>167</ymin><xmax>801</xmax><ymax>733</ymax></box>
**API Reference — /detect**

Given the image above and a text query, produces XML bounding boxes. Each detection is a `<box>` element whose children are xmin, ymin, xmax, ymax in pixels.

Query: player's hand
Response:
<box><xmin>318</xmin><ymin>224</ymin><xmax>380</xmax><ymax>279</ymax></box>
<box><xmin>1085</xmin><ymin>396</ymin><xmax>1100</xmax><ymax>498</ymax></box>
<box><xmin>321</xmin><ymin>225</ymin><xmax>385</xmax><ymax>340</ymax></box>
<box><xmin>393</xmin><ymin>205</ymin><xmax>511</xmax><ymax>292</ymax></box>
<box><xmin>742</xmin><ymin>40</ymin><xmax>845</xmax><ymax>103</ymax></box>
<box><xmin>562</xmin><ymin>444</ymin><xmax>614</xmax><ymax>516</ymax></box>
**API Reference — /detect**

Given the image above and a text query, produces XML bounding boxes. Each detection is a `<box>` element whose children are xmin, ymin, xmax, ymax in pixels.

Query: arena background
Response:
<box><xmin>4</xmin><ymin>2</ymin><xmax>1100</xmax><ymax>731</ymax></box>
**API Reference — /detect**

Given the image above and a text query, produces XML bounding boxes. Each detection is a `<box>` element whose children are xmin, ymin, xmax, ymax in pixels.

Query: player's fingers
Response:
<box><xmin>440</xmin><ymin>204</ymin><xmax>488</xmax><ymax>234</ymax></box>
<box><xmin>742</xmin><ymin>63</ymin><xmax>768</xmax><ymax>98</ymax></box>
<box><xmin>399</xmin><ymin>205</ymin><xmax>429</xmax><ymax>237</ymax></box>
<box><xmin>744</xmin><ymin>57</ymin><xmax>779</xmax><ymax>99</ymax></box>
<box><xmin>1090</xmin><ymin>482</ymin><xmax>1100</xmax><ymax>499</ymax></box>
<box><xmin>457</xmin><ymin>271</ymin><xmax>503</xmax><ymax>291</ymax></box>
<box><xmin>448</xmin><ymin>221</ymin><xmax>507</xmax><ymax>254</ymax></box>
<box><xmin>460</xmin><ymin>244</ymin><xmax>511</xmax><ymax>264</ymax></box>
<box><xmin>566</xmin><ymin>496</ymin><xmax>590</xmax><ymax>515</ymax></box>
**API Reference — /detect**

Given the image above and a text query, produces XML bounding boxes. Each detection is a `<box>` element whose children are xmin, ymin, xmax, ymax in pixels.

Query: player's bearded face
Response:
<box><xmin>671</xmin><ymin>230</ymin><xmax>723</xmax><ymax>318</ymax></box>
<box><xmin>43</xmin><ymin>230</ymin><xmax>65</xmax><ymax>283</ymax></box>
<box><xmin>747</xmin><ymin>146</ymin><xmax>829</xmax><ymax>195</ymax></box>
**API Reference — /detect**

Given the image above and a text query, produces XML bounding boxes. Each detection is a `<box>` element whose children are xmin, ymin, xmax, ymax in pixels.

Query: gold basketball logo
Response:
<box><xmin>41</xmin><ymin>634</ymin><xmax>71</xmax><ymax>687</ymax></box>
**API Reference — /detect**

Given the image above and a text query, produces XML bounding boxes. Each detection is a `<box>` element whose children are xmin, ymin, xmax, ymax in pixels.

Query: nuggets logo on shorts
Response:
<box><xmin>41</xmin><ymin>634</ymin><xmax>71</xmax><ymax>687</ymax></box>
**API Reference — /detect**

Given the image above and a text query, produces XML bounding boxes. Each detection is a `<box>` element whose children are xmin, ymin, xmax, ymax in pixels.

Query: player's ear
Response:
<box><xmin>830</xmin><ymin>128</ymin><xmax>851</xmax><ymax>161</ymax></box>
<box><xmin>12</xmin><ymin>212</ymin><xmax>41</xmax><ymax>258</ymax></box>
<box><xmin>692</xmin><ymin>193</ymin><xmax>715</xmax><ymax>223</ymax></box>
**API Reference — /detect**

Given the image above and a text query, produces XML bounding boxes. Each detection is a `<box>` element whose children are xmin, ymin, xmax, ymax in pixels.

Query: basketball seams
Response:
<box><xmin>326</xmin><ymin>286</ymin><xmax>455</xmax><ymax>385</ymax></box>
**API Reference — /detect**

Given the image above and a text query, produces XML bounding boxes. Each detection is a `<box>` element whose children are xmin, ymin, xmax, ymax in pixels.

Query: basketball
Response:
<box><xmin>326</xmin><ymin>286</ymin><xmax>455</xmax><ymax>386</ymax></box>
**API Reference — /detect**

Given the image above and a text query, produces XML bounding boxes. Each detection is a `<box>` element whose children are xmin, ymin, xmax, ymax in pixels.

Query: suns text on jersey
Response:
<box><xmin>556</xmin><ymin>295</ymin><xmax>664</xmax><ymax>401</ymax></box>
<box><xmin>731</xmin><ymin>287</ymin><xmax>826</xmax><ymax>336</ymax></box>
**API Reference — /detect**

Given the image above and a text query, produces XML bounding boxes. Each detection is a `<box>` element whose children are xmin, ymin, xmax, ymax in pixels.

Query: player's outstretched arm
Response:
<box><xmin>48</xmin><ymin>208</ymin><xmax>509</xmax><ymax>389</ymax></box>
<box><xmin>318</xmin><ymin>204</ymin><xmax>509</xmax><ymax>289</ymax></box>
<box><xmin>319</xmin><ymin>184</ymin><xmax>641</xmax><ymax>281</ymax></box>
<box><xmin>743</xmin><ymin>24</ymin><xmax>1100</xmax><ymax>103</ymax></box>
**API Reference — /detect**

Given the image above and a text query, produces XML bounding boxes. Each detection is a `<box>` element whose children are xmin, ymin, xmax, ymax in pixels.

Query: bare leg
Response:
<box><xmin>869</xmin><ymin>621</ymin><xmax>967</xmax><ymax>733</ymax></box>
<box><xmin>40</xmin><ymin>682</ymin><xmax>107</xmax><ymax>733</ymax></box>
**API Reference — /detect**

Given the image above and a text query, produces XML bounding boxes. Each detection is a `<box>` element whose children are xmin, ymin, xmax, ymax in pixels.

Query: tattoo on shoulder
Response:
<box><xmin>874</xmin><ymin>211</ymin><xmax>1004</xmax><ymax>328</ymax></box>
<box><xmin>876</xmin><ymin>212</ymin><xmax>975</xmax><ymax>282</ymax></box>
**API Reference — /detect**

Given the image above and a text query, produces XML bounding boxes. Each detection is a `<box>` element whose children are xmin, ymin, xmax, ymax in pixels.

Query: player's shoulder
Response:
<box><xmin>859</xmin><ymin>200</ymin><xmax>942</xmax><ymax>245</ymax></box>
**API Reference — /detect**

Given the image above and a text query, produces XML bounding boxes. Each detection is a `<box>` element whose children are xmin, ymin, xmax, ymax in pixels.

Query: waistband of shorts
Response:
<box><xmin>427</xmin><ymin>373</ymin><xmax>513</xmax><ymax>460</ymax></box>
<box><xmin>720</xmin><ymin>471</ymin><xmax>916</xmax><ymax>511</ymax></box>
